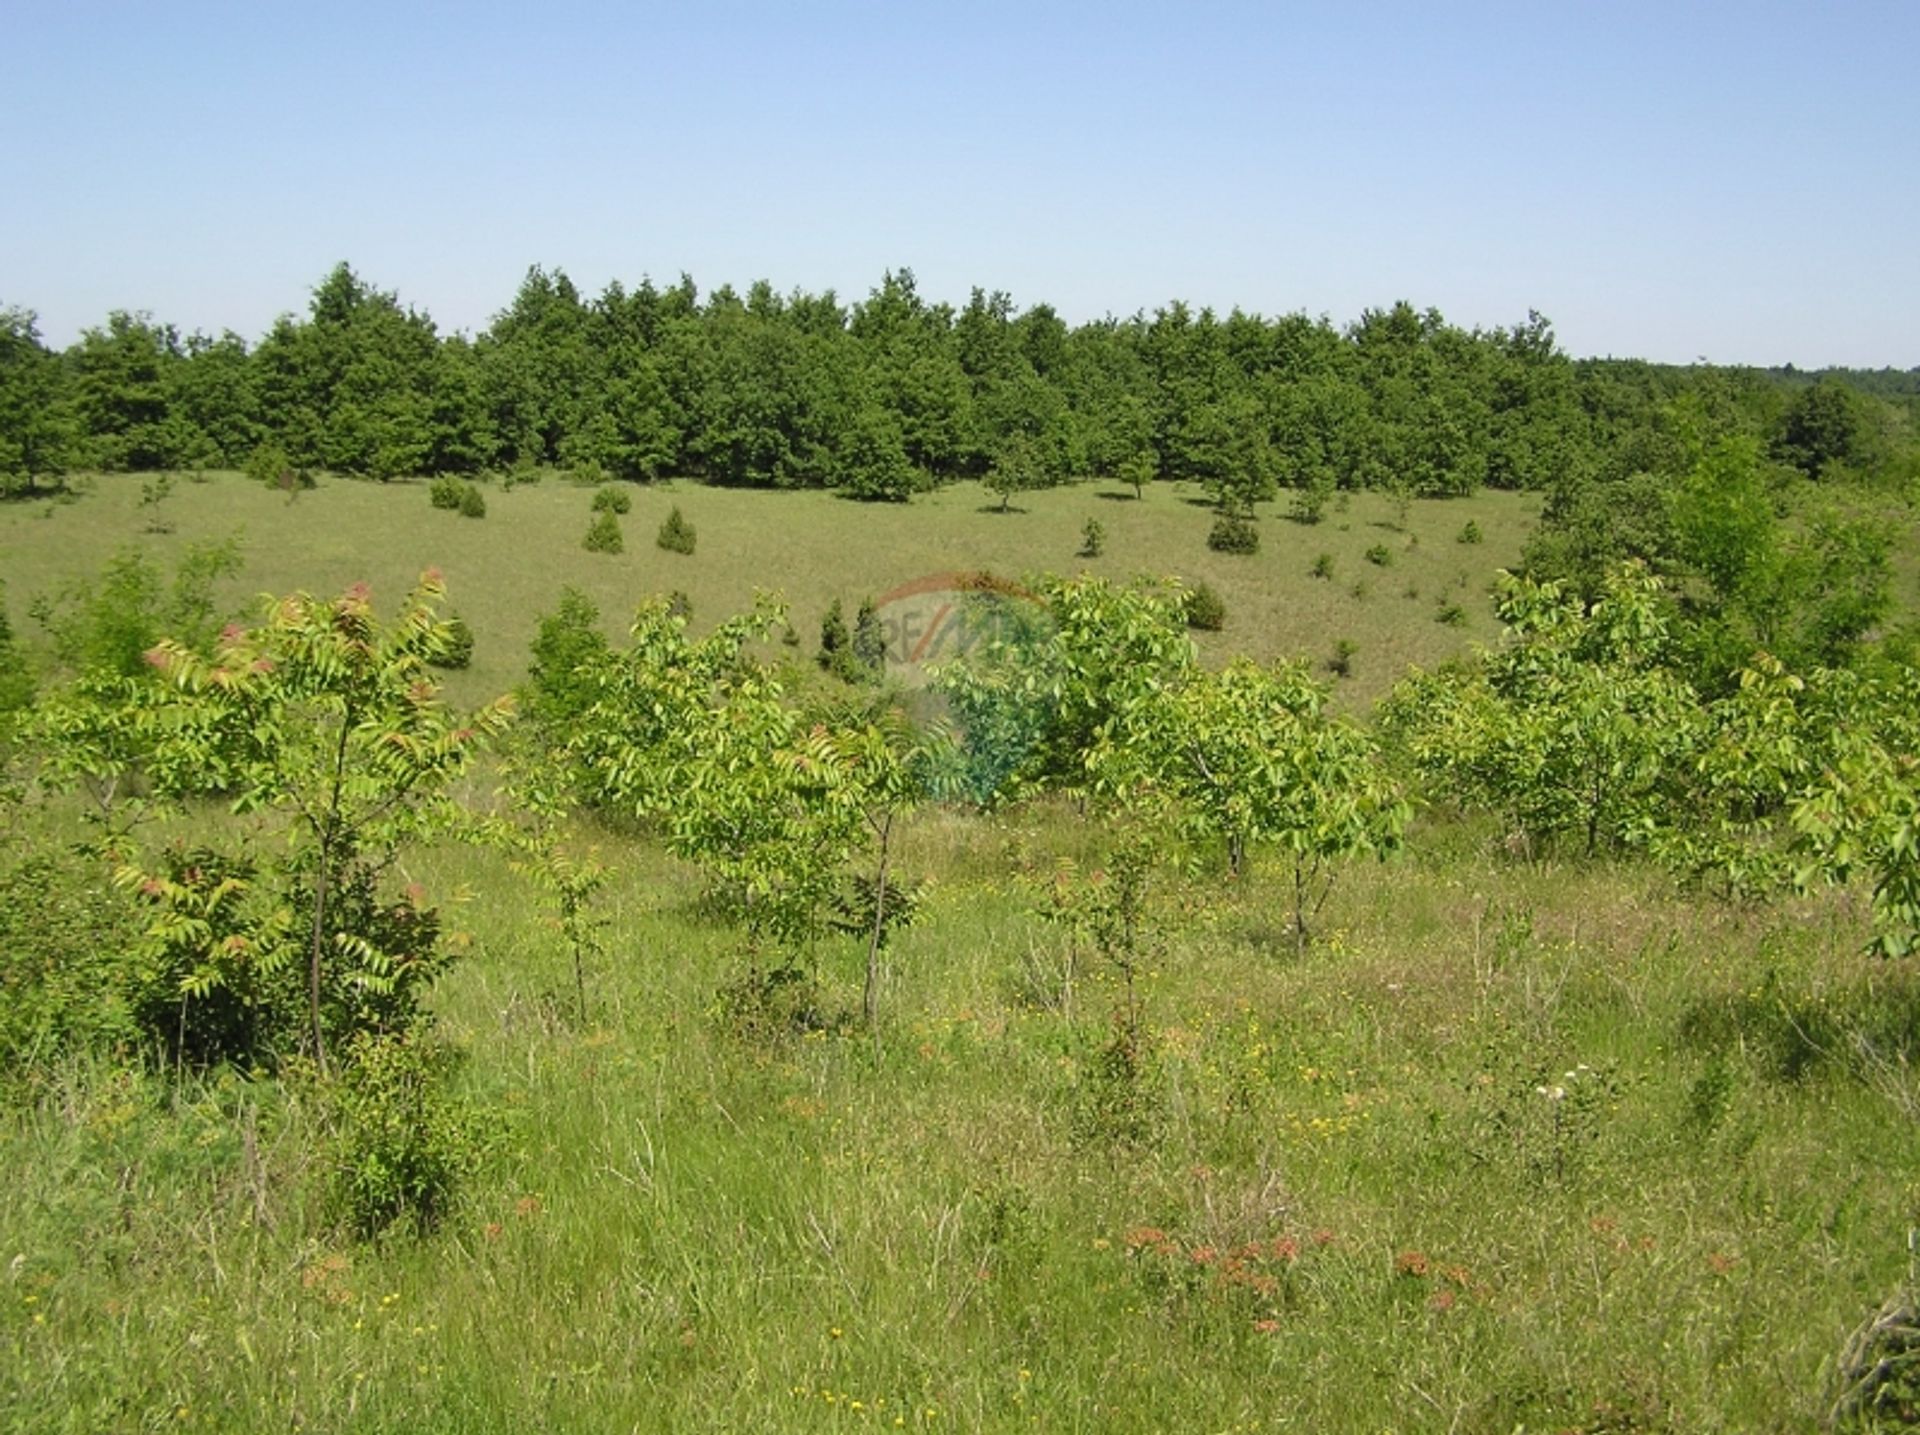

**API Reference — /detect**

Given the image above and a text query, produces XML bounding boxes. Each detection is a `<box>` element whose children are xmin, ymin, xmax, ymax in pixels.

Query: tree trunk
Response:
<box><xmin>308</xmin><ymin>853</ymin><xmax>331</xmax><ymax>1076</ymax></box>
<box><xmin>863</xmin><ymin>813</ymin><xmax>894</xmax><ymax>1029</ymax></box>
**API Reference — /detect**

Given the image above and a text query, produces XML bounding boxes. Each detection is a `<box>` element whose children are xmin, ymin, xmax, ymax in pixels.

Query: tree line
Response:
<box><xmin>4</xmin><ymin>264</ymin><xmax>1913</xmax><ymax>503</ymax></box>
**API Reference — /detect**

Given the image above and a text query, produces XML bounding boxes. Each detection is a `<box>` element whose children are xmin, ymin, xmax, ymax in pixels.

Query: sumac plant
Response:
<box><xmin>130</xmin><ymin>572</ymin><xmax>511</xmax><ymax>1071</ymax></box>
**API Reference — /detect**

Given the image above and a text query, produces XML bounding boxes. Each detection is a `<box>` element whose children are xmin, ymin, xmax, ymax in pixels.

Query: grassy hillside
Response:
<box><xmin>0</xmin><ymin>473</ymin><xmax>1539</xmax><ymax>705</ymax></box>
<box><xmin>6</xmin><ymin>473</ymin><xmax>1920</xmax><ymax>1432</ymax></box>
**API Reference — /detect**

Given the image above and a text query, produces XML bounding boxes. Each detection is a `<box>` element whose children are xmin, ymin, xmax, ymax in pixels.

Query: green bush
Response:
<box><xmin>591</xmin><ymin>485</ymin><xmax>632</xmax><ymax>515</ymax></box>
<box><xmin>1207</xmin><ymin>511</ymin><xmax>1260</xmax><ymax>555</ymax></box>
<box><xmin>526</xmin><ymin>588</ymin><xmax>610</xmax><ymax>731</ymax></box>
<box><xmin>0</xmin><ymin>586</ymin><xmax>34</xmax><ymax>746</ymax></box>
<box><xmin>430</xmin><ymin>613</ymin><xmax>474</xmax><ymax>669</ymax></box>
<box><xmin>819</xmin><ymin>597</ymin><xmax>860</xmax><ymax>682</ymax></box>
<box><xmin>1435</xmin><ymin>599</ymin><xmax>1467</xmax><ymax>627</ymax></box>
<box><xmin>457</xmin><ymin>483</ymin><xmax>486</xmax><ymax>518</ymax></box>
<box><xmin>583</xmin><ymin>511</ymin><xmax>624</xmax><ymax>554</ymax></box>
<box><xmin>117</xmin><ymin>850</ymin><xmax>450</xmax><ymax>1071</ymax></box>
<box><xmin>1288</xmin><ymin>474</ymin><xmax>1333</xmax><ymax>525</ymax></box>
<box><xmin>657</xmin><ymin>505</ymin><xmax>696</xmax><ymax>555</ymax></box>
<box><xmin>1310</xmin><ymin>552</ymin><xmax>1334</xmax><ymax>580</ymax></box>
<box><xmin>1184</xmin><ymin>581</ymin><xmax>1226</xmax><ymax>632</ymax></box>
<box><xmin>32</xmin><ymin>541</ymin><xmax>241</xmax><ymax>679</ymax></box>
<box><xmin>1458</xmin><ymin>519</ymin><xmax>1484</xmax><ymax>545</ymax></box>
<box><xmin>1365</xmin><ymin>543</ymin><xmax>1394</xmax><ymax>567</ymax></box>
<box><xmin>1080</xmin><ymin>517</ymin><xmax>1106</xmax><ymax>558</ymax></box>
<box><xmin>248</xmin><ymin>444</ymin><xmax>315</xmax><ymax>493</ymax></box>
<box><xmin>323</xmin><ymin>1030</ymin><xmax>488</xmax><ymax>1238</ymax></box>
<box><xmin>0</xmin><ymin>847</ymin><xmax>138</xmax><ymax>1083</ymax></box>
<box><xmin>429</xmin><ymin>475</ymin><xmax>466</xmax><ymax>511</ymax></box>
<box><xmin>666</xmin><ymin>590</ymin><xmax>693</xmax><ymax>623</ymax></box>
<box><xmin>1327</xmin><ymin>639</ymin><xmax>1357</xmax><ymax>679</ymax></box>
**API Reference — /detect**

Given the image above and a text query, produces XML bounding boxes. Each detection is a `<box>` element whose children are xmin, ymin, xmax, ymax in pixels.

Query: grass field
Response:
<box><xmin>0</xmin><ymin>472</ymin><xmax>1540</xmax><ymax>707</ymax></box>
<box><xmin>5</xmin><ymin>473</ymin><xmax>1920</xmax><ymax>1432</ymax></box>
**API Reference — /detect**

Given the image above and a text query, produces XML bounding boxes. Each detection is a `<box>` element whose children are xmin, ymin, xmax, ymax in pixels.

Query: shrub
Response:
<box><xmin>666</xmin><ymin>590</ymin><xmax>693</xmax><ymax>623</ymax></box>
<box><xmin>819</xmin><ymin>597</ymin><xmax>861</xmax><ymax>682</ymax></box>
<box><xmin>115</xmin><ymin>847</ymin><xmax>451</xmax><ymax>1071</ymax></box>
<box><xmin>0</xmin><ymin>846</ymin><xmax>138</xmax><ymax>1082</ymax></box>
<box><xmin>526</xmin><ymin>589</ymin><xmax>610</xmax><ymax>731</ymax></box>
<box><xmin>1288</xmin><ymin>474</ymin><xmax>1333</xmax><ymax>525</ymax></box>
<box><xmin>583</xmin><ymin>511</ymin><xmax>624</xmax><ymax>554</ymax></box>
<box><xmin>852</xmin><ymin>596</ymin><xmax>887</xmax><ymax>676</ymax></box>
<box><xmin>1435</xmin><ymin>599</ymin><xmax>1467</xmax><ymax>627</ymax></box>
<box><xmin>570</xmin><ymin>458</ymin><xmax>609</xmax><ymax>487</ymax></box>
<box><xmin>1459</xmin><ymin>519</ymin><xmax>1484</xmax><ymax>545</ymax></box>
<box><xmin>1365</xmin><ymin>543</ymin><xmax>1394</xmax><ymax>567</ymax></box>
<box><xmin>430</xmin><ymin>613</ymin><xmax>474</xmax><ymax>669</ymax></box>
<box><xmin>657</xmin><ymin>505</ymin><xmax>696</xmax><ymax>555</ymax></box>
<box><xmin>1208</xmin><ymin>511</ymin><xmax>1260</xmax><ymax>555</ymax></box>
<box><xmin>457</xmin><ymin>483</ymin><xmax>486</xmax><ymax>519</ymax></box>
<box><xmin>0</xmin><ymin>587</ymin><xmax>34</xmax><ymax>746</ymax></box>
<box><xmin>429</xmin><ymin>475</ymin><xmax>466</xmax><ymax>511</ymax></box>
<box><xmin>1184</xmin><ymin>582</ymin><xmax>1226</xmax><ymax>632</ymax></box>
<box><xmin>1327</xmin><ymin>639</ymin><xmax>1357</xmax><ymax>679</ymax></box>
<box><xmin>33</xmin><ymin>540</ymin><xmax>241</xmax><ymax>679</ymax></box>
<box><xmin>1080</xmin><ymin>518</ymin><xmax>1106</xmax><ymax>558</ymax></box>
<box><xmin>248</xmin><ymin>444</ymin><xmax>315</xmax><ymax>493</ymax></box>
<box><xmin>1310</xmin><ymin>552</ymin><xmax>1334</xmax><ymax>580</ymax></box>
<box><xmin>591</xmin><ymin>485</ymin><xmax>631</xmax><ymax>515</ymax></box>
<box><xmin>323</xmin><ymin>1030</ymin><xmax>488</xmax><ymax>1238</ymax></box>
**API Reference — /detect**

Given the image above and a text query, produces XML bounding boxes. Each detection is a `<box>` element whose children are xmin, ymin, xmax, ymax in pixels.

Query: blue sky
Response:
<box><xmin>5</xmin><ymin>0</ymin><xmax>1915</xmax><ymax>364</ymax></box>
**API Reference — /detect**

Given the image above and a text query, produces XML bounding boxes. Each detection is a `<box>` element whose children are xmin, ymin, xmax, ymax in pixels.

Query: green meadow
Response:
<box><xmin>0</xmin><ymin>472</ymin><xmax>1539</xmax><ymax>706</ymax></box>
<box><xmin>3</xmin><ymin>472</ymin><xmax>1918</xmax><ymax>1434</ymax></box>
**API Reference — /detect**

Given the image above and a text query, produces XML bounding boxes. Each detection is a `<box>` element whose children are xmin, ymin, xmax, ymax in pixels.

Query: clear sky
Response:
<box><xmin>5</xmin><ymin>0</ymin><xmax>1915</xmax><ymax>365</ymax></box>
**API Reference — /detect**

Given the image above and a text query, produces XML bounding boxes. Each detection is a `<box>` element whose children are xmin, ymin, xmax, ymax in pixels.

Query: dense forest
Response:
<box><xmin>3</xmin><ymin>263</ymin><xmax>1915</xmax><ymax>510</ymax></box>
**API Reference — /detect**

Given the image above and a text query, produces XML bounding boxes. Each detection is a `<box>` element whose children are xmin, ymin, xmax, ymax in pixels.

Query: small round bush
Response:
<box><xmin>1184</xmin><ymin>582</ymin><xmax>1226</xmax><ymax>632</ymax></box>
<box><xmin>1364</xmin><ymin>543</ymin><xmax>1394</xmax><ymax>567</ymax></box>
<box><xmin>592</xmin><ymin>486</ymin><xmax>632</xmax><ymax>515</ymax></box>
<box><xmin>429</xmin><ymin>475</ymin><xmax>466</xmax><ymax>510</ymax></box>
<box><xmin>1310</xmin><ymin>552</ymin><xmax>1334</xmax><ymax>580</ymax></box>
<box><xmin>583</xmin><ymin>511</ymin><xmax>624</xmax><ymax>554</ymax></box>
<box><xmin>1207</xmin><ymin>512</ymin><xmax>1259</xmax><ymax>555</ymax></box>
<box><xmin>1079</xmin><ymin>517</ymin><xmax>1106</xmax><ymax>558</ymax></box>
<box><xmin>457</xmin><ymin>483</ymin><xmax>486</xmax><ymax>519</ymax></box>
<box><xmin>1458</xmin><ymin>519</ymin><xmax>1484</xmax><ymax>545</ymax></box>
<box><xmin>430</xmin><ymin>613</ymin><xmax>474</xmax><ymax>669</ymax></box>
<box><xmin>657</xmin><ymin>505</ymin><xmax>696</xmax><ymax>555</ymax></box>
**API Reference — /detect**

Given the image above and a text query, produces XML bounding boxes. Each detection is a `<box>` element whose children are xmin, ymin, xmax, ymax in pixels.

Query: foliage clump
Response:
<box><xmin>525</xmin><ymin>588</ymin><xmax>609</xmax><ymax>735</ymax></box>
<box><xmin>1208</xmin><ymin>509</ymin><xmax>1260</xmax><ymax>555</ymax></box>
<box><xmin>591</xmin><ymin>485</ymin><xmax>631</xmax><ymax>515</ymax></box>
<box><xmin>430</xmin><ymin>612</ymin><xmax>474</xmax><ymax>668</ymax></box>
<box><xmin>583</xmin><ymin>511</ymin><xmax>623</xmax><ymax>553</ymax></box>
<box><xmin>656</xmin><ymin>505</ymin><xmax>696</xmax><ymax>554</ymax></box>
<box><xmin>1184</xmin><ymin>581</ymin><xmax>1226</xmax><ymax>632</ymax></box>
<box><xmin>323</xmin><ymin>1029</ymin><xmax>488</xmax><ymax>1237</ymax></box>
